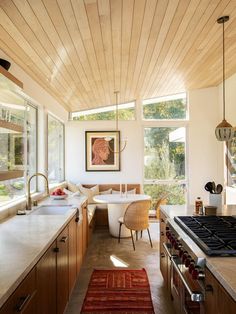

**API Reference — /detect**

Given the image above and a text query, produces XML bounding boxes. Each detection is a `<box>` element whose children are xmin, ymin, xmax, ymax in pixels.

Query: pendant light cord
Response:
<box><xmin>222</xmin><ymin>19</ymin><xmax>226</xmax><ymax>120</ymax></box>
<box><xmin>115</xmin><ymin>91</ymin><xmax>118</xmax><ymax>131</ymax></box>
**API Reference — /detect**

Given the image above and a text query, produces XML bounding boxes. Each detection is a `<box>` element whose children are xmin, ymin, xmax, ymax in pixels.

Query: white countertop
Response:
<box><xmin>161</xmin><ymin>204</ymin><xmax>236</xmax><ymax>301</ymax></box>
<box><xmin>0</xmin><ymin>195</ymin><xmax>87</xmax><ymax>308</ymax></box>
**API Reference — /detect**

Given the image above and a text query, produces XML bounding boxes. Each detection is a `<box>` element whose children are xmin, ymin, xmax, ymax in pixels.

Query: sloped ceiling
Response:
<box><xmin>0</xmin><ymin>0</ymin><xmax>236</xmax><ymax>112</ymax></box>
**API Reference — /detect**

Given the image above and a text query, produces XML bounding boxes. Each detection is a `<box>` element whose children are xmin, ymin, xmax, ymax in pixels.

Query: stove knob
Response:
<box><xmin>171</xmin><ymin>238</ymin><xmax>176</xmax><ymax>246</ymax></box>
<box><xmin>192</xmin><ymin>266</ymin><xmax>201</xmax><ymax>280</ymax></box>
<box><xmin>182</xmin><ymin>252</ymin><xmax>188</xmax><ymax>263</ymax></box>
<box><xmin>174</xmin><ymin>241</ymin><xmax>180</xmax><ymax>250</ymax></box>
<box><xmin>178</xmin><ymin>248</ymin><xmax>184</xmax><ymax>258</ymax></box>
<box><xmin>184</xmin><ymin>256</ymin><xmax>191</xmax><ymax>267</ymax></box>
<box><xmin>188</xmin><ymin>261</ymin><xmax>195</xmax><ymax>274</ymax></box>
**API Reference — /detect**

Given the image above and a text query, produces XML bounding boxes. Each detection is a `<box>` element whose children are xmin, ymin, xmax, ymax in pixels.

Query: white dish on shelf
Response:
<box><xmin>50</xmin><ymin>194</ymin><xmax>68</xmax><ymax>200</ymax></box>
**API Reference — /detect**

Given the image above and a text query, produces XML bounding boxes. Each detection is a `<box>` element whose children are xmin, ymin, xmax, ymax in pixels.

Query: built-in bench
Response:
<box><xmin>66</xmin><ymin>183</ymin><xmax>141</xmax><ymax>227</ymax></box>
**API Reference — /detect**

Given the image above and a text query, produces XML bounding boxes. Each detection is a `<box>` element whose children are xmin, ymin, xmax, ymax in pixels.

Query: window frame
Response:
<box><xmin>142</xmin><ymin>92</ymin><xmax>189</xmax><ymax>121</ymax></box>
<box><xmin>0</xmin><ymin>100</ymin><xmax>38</xmax><ymax>206</ymax></box>
<box><xmin>47</xmin><ymin>113</ymin><xmax>65</xmax><ymax>185</ymax></box>
<box><xmin>142</xmin><ymin>104</ymin><xmax>189</xmax><ymax>205</ymax></box>
<box><xmin>69</xmin><ymin>100</ymin><xmax>136</xmax><ymax>121</ymax></box>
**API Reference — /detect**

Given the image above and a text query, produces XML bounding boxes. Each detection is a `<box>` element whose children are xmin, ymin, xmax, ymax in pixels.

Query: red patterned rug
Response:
<box><xmin>80</xmin><ymin>268</ymin><xmax>155</xmax><ymax>314</ymax></box>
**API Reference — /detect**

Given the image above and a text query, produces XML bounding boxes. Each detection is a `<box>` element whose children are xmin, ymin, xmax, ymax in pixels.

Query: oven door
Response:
<box><xmin>163</xmin><ymin>244</ymin><xmax>204</xmax><ymax>314</ymax></box>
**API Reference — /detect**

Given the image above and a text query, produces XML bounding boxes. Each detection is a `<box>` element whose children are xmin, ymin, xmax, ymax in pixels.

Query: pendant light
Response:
<box><xmin>105</xmin><ymin>91</ymin><xmax>127</xmax><ymax>153</ymax></box>
<box><xmin>215</xmin><ymin>16</ymin><xmax>234</xmax><ymax>141</ymax></box>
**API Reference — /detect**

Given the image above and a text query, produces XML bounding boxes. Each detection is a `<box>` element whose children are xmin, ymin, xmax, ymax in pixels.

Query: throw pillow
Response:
<box><xmin>99</xmin><ymin>188</ymin><xmax>112</xmax><ymax>195</ymax></box>
<box><xmin>67</xmin><ymin>181</ymin><xmax>80</xmax><ymax>193</ymax></box>
<box><xmin>112</xmin><ymin>189</ymin><xmax>121</xmax><ymax>194</ymax></box>
<box><xmin>77</xmin><ymin>184</ymin><xmax>99</xmax><ymax>204</ymax></box>
<box><xmin>127</xmin><ymin>188</ymin><xmax>136</xmax><ymax>194</ymax></box>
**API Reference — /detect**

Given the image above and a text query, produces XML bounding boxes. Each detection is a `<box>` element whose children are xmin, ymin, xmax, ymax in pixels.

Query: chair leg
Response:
<box><xmin>147</xmin><ymin>228</ymin><xmax>153</xmax><ymax>248</ymax></box>
<box><xmin>136</xmin><ymin>230</ymin><xmax>138</xmax><ymax>241</ymax></box>
<box><xmin>141</xmin><ymin>230</ymin><xmax>143</xmax><ymax>238</ymax></box>
<box><xmin>130</xmin><ymin>230</ymin><xmax>135</xmax><ymax>250</ymax></box>
<box><xmin>118</xmin><ymin>223</ymin><xmax>122</xmax><ymax>243</ymax></box>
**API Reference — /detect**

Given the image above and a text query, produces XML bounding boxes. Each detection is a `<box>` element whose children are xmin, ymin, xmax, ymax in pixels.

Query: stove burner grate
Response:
<box><xmin>174</xmin><ymin>216</ymin><xmax>236</xmax><ymax>256</ymax></box>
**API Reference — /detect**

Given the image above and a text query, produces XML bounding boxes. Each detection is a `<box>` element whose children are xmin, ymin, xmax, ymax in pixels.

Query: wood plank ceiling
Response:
<box><xmin>0</xmin><ymin>0</ymin><xmax>236</xmax><ymax>112</ymax></box>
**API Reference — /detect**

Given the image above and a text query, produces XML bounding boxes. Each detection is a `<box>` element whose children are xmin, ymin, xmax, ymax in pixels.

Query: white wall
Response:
<box><xmin>188</xmin><ymin>87</ymin><xmax>224</xmax><ymax>205</ymax></box>
<box><xmin>65</xmin><ymin>120</ymin><xmax>143</xmax><ymax>185</ymax></box>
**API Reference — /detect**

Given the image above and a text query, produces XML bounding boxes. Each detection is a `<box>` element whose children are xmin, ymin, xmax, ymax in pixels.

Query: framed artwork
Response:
<box><xmin>85</xmin><ymin>131</ymin><xmax>120</xmax><ymax>171</ymax></box>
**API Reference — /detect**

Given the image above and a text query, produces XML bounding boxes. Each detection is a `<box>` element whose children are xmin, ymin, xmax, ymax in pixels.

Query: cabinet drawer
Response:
<box><xmin>0</xmin><ymin>268</ymin><xmax>37</xmax><ymax>314</ymax></box>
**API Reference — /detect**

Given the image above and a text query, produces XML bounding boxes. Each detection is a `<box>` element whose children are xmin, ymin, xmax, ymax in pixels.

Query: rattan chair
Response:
<box><xmin>118</xmin><ymin>200</ymin><xmax>152</xmax><ymax>250</ymax></box>
<box><xmin>149</xmin><ymin>195</ymin><xmax>168</xmax><ymax>220</ymax></box>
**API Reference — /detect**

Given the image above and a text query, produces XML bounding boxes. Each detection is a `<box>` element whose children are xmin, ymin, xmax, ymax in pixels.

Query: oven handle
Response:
<box><xmin>162</xmin><ymin>242</ymin><xmax>172</xmax><ymax>259</ymax></box>
<box><xmin>171</xmin><ymin>256</ymin><xmax>204</xmax><ymax>302</ymax></box>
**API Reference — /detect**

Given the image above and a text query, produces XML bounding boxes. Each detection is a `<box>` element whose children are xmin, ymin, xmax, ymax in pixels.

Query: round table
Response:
<box><xmin>93</xmin><ymin>194</ymin><xmax>151</xmax><ymax>238</ymax></box>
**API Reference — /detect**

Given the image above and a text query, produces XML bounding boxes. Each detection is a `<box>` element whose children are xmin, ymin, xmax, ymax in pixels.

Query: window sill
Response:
<box><xmin>0</xmin><ymin>181</ymin><xmax>67</xmax><ymax>221</ymax></box>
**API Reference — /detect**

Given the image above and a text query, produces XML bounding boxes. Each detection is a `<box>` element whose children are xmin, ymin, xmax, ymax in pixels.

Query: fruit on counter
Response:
<box><xmin>51</xmin><ymin>188</ymin><xmax>66</xmax><ymax>196</ymax></box>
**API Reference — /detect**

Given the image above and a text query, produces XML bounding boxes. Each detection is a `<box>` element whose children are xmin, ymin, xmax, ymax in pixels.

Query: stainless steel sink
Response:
<box><xmin>30</xmin><ymin>205</ymin><xmax>73</xmax><ymax>215</ymax></box>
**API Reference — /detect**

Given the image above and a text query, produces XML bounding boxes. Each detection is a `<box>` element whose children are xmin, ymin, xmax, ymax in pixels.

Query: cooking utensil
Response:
<box><xmin>216</xmin><ymin>184</ymin><xmax>223</xmax><ymax>194</ymax></box>
<box><xmin>204</xmin><ymin>182</ymin><xmax>214</xmax><ymax>193</ymax></box>
<box><xmin>211</xmin><ymin>181</ymin><xmax>216</xmax><ymax>193</ymax></box>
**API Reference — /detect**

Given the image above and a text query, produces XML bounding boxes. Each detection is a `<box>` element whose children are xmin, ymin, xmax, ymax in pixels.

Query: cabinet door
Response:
<box><xmin>0</xmin><ymin>268</ymin><xmax>37</xmax><ymax>314</ymax></box>
<box><xmin>204</xmin><ymin>269</ymin><xmax>218</xmax><ymax>314</ymax></box>
<box><xmin>218</xmin><ymin>283</ymin><xmax>236</xmax><ymax>314</ymax></box>
<box><xmin>76</xmin><ymin>219</ymin><xmax>83</xmax><ymax>275</ymax></box>
<box><xmin>68</xmin><ymin>216</ymin><xmax>77</xmax><ymax>296</ymax></box>
<box><xmin>160</xmin><ymin>248</ymin><xmax>168</xmax><ymax>284</ymax></box>
<box><xmin>57</xmin><ymin>226</ymin><xmax>69</xmax><ymax>314</ymax></box>
<box><xmin>36</xmin><ymin>241</ymin><xmax>57</xmax><ymax>314</ymax></box>
<box><xmin>82</xmin><ymin>205</ymin><xmax>88</xmax><ymax>257</ymax></box>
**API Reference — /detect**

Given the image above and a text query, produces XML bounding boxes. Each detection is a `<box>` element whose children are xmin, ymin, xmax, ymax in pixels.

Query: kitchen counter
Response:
<box><xmin>0</xmin><ymin>194</ymin><xmax>87</xmax><ymax>308</ymax></box>
<box><xmin>161</xmin><ymin>204</ymin><xmax>236</xmax><ymax>302</ymax></box>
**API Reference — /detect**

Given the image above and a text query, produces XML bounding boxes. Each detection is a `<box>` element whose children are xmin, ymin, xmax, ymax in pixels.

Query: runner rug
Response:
<box><xmin>80</xmin><ymin>268</ymin><xmax>155</xmax><ymax>314</ymax></box>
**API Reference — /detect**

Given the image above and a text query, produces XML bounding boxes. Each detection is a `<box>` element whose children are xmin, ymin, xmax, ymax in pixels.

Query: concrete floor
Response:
<box><xmin>66</xmin><ymin>223</ymin><xmax>175</xmax><ymax>314</ymax></box>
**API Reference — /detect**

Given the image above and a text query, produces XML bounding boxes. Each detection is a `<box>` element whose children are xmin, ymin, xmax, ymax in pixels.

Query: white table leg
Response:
<box><xmin>107</xmin><ymin>203</ymin><xmax>131</xmax><ymax>238</ymax></box>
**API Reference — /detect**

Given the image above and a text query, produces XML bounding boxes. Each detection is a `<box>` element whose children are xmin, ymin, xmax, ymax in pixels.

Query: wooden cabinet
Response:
<box><xmin>36</xmin><ymin>241</ymin><xmax>57</xmax><ymax>314</ymax></box>
<box><xmin>82</xmin><ymin>204</ymin><xmax>88</xmax><ymax>257</ymax></box>
<box><xmin>160</xmin><ymin>210</ymin><xmax>171</xmax><ymax>293</ymax></box>
<box><xmin>76</xmin><ymin>216</ymin><xmax>83</xmax><ymax>275</ymax></box>
<box><xmin>68</xmin><ymin>216</ymin><xmax>77</xmax><ymax>295</ymax></box>
<box><xmin>0</xmin><ymin>269</ymin><xmax>37</xmax><ymax>314</ymax></box>
<box><xmin>57</xmin><ymin>226</ymin><xmax>69</xmax><ymax>314</ymax></box>
<box><xmin>205</xmin><ymin>268</ymin><xmax>236</xmax><ymax>314</ymax></box>
<box><xmin>0</xmin><ymin>210</ymin><xmax>85</xmax><ymax>314</ymax></box>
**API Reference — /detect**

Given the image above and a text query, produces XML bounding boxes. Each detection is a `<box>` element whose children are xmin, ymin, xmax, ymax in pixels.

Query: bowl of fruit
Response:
<box><xmin>50</xmin><ymin>188</ymin><xmax>68</xmax><ymax>200</ymax></box>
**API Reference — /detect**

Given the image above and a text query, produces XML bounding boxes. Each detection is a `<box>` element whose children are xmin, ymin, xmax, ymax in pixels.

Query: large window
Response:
<box><xmin>70</xmin><ymin>101</ymin><xmax>135</xmax><ymax>121</ymax></box>
<box><xmin>0</xmin><ymin>91</ymin><xmax>37</xmax><ymax>206</ymax></box>
<box><xmin>48</xmin><ymin>114</ymin><xmax>64</xmax><ymax>184</ymax></box>
<box><xmin>144</xmin><ymin>126</ymin><xmax>187</xmax><ymax>206</ymax></box>
<box><xmin>143</xmin><ymin>93</ymin><xmax>187</xmax><ymax>120</ymax></box>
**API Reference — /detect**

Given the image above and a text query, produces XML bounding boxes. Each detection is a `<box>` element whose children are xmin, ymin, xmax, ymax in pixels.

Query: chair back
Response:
<box><xmin>124</xmin><ymin>200</ymin><xmax>151</xmax><ymax>231</ymax></box>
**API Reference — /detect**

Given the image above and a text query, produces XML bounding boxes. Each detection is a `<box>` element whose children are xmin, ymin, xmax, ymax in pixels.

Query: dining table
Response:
<box><xmin>93</xmin><ymin>193</ymin><xmax>151</xmax><ymax>238</ymax></box>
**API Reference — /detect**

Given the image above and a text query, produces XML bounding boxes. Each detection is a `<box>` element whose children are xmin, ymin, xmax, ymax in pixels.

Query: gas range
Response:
<box><xmin>174</xmin><ymin>215</ymin><xmax>236</xmax><ymax>256</ymax></box>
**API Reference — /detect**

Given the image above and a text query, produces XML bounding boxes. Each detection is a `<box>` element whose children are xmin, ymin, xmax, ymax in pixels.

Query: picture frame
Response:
<box><xmin>85</xmin><ymin>131</ymin><xmax>120</xmax><ymax>171</ymax></box>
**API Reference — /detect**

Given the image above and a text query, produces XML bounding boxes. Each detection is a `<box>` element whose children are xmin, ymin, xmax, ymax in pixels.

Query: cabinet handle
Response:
<box><xmin>53</xmin><ymin>247</ymin><xmax>59</xmax><ymax>253</ymax></box>
<box><xmin>75</xmin><ymin>217</ymin><xmax>79</xmax><ymax>222</ymax></box>
<box><xmin>60</xmin><ymin>236</ymin><xmax>68</xmax><ymax>243</ymax></box>
<box><xmin>161</xmin><ymin>219</ymin><xmax>164</xmax><ymax>223</ymax></box>
<box><xmin>205</xmin><ymin>284</ymin><xmax>213</xmax><ymax>292</ymax></box>
<box><xmin>16</xmin><ymin>294</ymin><xmax>31</xmax><ymax>312</ymax></box>
<box><xmin>161</xmin><ymin>253</ymin><xmax>165</xmax><ymax>258</ymax></box>
<box><xmin>161</xmin><ymin>231</ymin><xmax>164</xmax><ymax>236</ymax></box>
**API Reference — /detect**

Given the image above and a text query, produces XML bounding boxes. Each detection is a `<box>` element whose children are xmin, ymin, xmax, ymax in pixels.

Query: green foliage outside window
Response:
<box><xmin>72</xmin><ymin>107</ymin><xmax>135</xmax><ymax>121</ymax></box>
<box><xmin>143</xmin><ymin>98</ymin><xmax>187</xmax><ymax>120</ymax></box>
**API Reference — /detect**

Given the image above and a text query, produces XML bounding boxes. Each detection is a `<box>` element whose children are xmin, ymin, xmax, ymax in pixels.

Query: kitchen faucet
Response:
<box><xmin>26</xmin><ymin>172</ymin><xmax>49</xmax><ymax>210</ymax></box>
